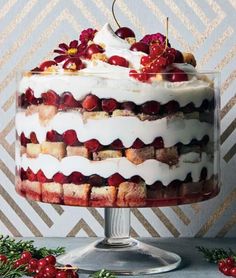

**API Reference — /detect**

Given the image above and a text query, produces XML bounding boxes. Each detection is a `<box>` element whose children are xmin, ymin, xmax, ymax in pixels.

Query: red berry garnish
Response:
<box><xmin>129</xmin><ymin>69</ymin><xmax>138</xmax><ymax>78</ymax></box>
<box><xmin>84</xmin><ymin>139</ymin><xmax>101</xmax><ymax>152</ymax></box>
<box><xmin>25</xmin><ymin>88</ymin><xmax>35</xmax><ymax>104</ymax></box>
<box><xmin>28</xmin><ymin>258</ymin><xmax>38</xmax><ymax>270</ymax></box>
<box><xmin>150</xmin><ymin>44</ymin><xmax>165</xmax><ymax>58</ymax></box>
<box><xmin>80</xmin><ymin>28</ymin><xmax>97</xmax><ymax>43</ymax></box>
<box><xmin>225</xmin><ymin>257</ymin><xmax>235</xmax><ymax>267</ymax></box>
<box><xmin>130</xmin><ymin>42</ymin><xmax>149</xmax><ymax>54</ymax></box>
<box><xmin>167</xmin><ymin>68</ymin><xmax>188</xmax><ymax>82</ymax></box>
<box><xmin>82</xmin><ymin>95</ymin><xmax>100</xmax><ymax>111</ymax></box>
<box><xmin>132</xmin><ymin>138</ymin><xmax>144</xmax><ymax>149</ymax></box>
<box><xmin>69</xmin><ymin>172</ymin><xmax>85</xmax><ymax>185</ymax></box>
<box><xmin>20</xmin><ymin>251</ymin><xmax>32</xmax><ymax>262</ymax></box>
<box><xmin>30</xmin><ymin>132</ymin><xmax>38</xmax><ymax>144</ymax></box>
<box><xmin>140</xmin><ymin>55</ymin><xmax>152</xmax><ymax>66</ymax></box>
<box><xmin>42</xmin><ymin>265</ymin><xmax>57</xmax><ymax>278</ymax></box>
<box><xmin>71</xmin><ymin>272</ymin><xmax>79</xmax><ymax>278</ymax></box>
<box><xmin>152</xmin><ymin>137</ymin><xmax>164</xmax><ymax>149</ymax></box>
<box><xmin>221</xmin><ymin>266</ymin><xmax>232</xmax><ymax>276</ymax></box>
<box><xmin>230</xmin><ymin>267</ymin><xmax>236</xmax><ymax>277</ymax></box>
<box><xmin>111</xmin><ymin>139</ymin><xmax>124</xmax><ymax>150</ymax></box>
<box><xmin>46</xmin><ymin>130</ymin><xmax>62</xmax><ymax>142</ymax></box>
<box><xmin>42</xmin><ymin>90</ymin><xmax>60</xmax><ymax>106</ymax></box>
<box><xmin>141</xmin><ymin>101</ymin><xmax>160</xmax><ymax>115</ymax></box>
<box><xmin>63</xmin><ymin>57</ymin><xmax>84</xmax><ymax>71</ymax></box>
<box><xmin>60</xmin><ymin>92</ymin><xmax>79</xmax><ymax>109</ymax></box>
<box><xmin>26</xmin><ymin>168</ymin><xmax>37</xmax><ymax>182</ymax></box>
<box><xmin>37</xmin><ymin>258</ymin><xmax>48</xmax><ymax>270</ymax></box>
<box><xmin>108</xmin><ymin>173</ymin><xmax>125</xmax><ymax>186</ymax></box>
<box><xmin>14</xmin><ymin>258</ymin><xmax>26</xmax><ymax>268</ymax></box>
<box><xmin>56</xmin><ymin>271</ymin><xmax>68</xmax><ymax>278</ymax></box>
<box><xmin>39</xmin><ymin>60</ymin><xmax>57</xmax><ymax>71</ymax></box>
<box><xmin>20</xmin><ymin>132</ymin><xmax>30</xmax><ymax>147</ymax></box>
<box><xmin>63</xmin><ymin>130</ymin><xmax>78</xmax><ymax>146</ymax></box>
<box><xmin>53</xmin><ymin>172</ymin><xmax>67</xmax><ymax>184</ymax></box>
<box><xmin>37</xmin><ymin>170</ymin><xmax>49</xmax><ymax>183</ymax></box>
<box><xmin>85</xmin><ymin>44</ymin><xmax>104</xmax><ymax>58</ymax></box>
<box><xmin>45</xmin><ymin>255</ymin><xmax>56</xmax><ymax>265</ymax></box>
<box><xmin>115</xmin><ymin>27</ymin><xmax>135</xmax><ymax>39</ymax></box>
<box><xmin>0</xmin><ymin>254</ymin><xmax>7</xmax><ymax>263</ymax></box>
<box><xmin>164</xmin><ymin>100</ymin><xmax>180</xmax><ymax>114</ymax></box>
<box><xmin>102</xmin><ymin>98</ymin><xmax>118</xmax><ymax>113</ymax></box>
<box><xmin>108</xmin><ymin>55</ymin><xmax>129</xmax><ymax>67</ymax></box>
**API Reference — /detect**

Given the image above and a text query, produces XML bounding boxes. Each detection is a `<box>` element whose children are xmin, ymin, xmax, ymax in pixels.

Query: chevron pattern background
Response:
<box><xmin>0</xmin><ymin>0</ymin><xmax>235</xmax><ymax>238</ymax></box>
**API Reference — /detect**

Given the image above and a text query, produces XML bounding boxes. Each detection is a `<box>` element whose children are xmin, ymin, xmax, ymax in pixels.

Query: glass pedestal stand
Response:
<box><xmin>57</xmin><ymin>208</ymin><xmax>181</xmax><ymax>275</ymax></box>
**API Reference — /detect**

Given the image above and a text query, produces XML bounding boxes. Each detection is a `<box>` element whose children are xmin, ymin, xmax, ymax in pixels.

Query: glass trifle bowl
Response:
<box><xmin>15</xmin><ymin>70</ymin><xmax>220</xmax><ymax>275</ymax></box>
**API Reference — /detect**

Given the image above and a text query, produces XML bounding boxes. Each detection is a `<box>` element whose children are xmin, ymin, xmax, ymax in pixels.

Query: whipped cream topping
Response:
<box><xmin>16</xmin><ymin>111</ymin><xmax>214</xmax><ymax>147</ymax></box>
<box><xmin>18</xmin><ymin>152</ymin><xmax>213</xmax><ymax>185</ymax></box>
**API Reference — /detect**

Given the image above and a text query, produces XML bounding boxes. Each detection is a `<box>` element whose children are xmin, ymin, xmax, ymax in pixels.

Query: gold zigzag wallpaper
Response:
<box><xmin>0</xmin><ymin>0</ymin><xmax>235</xmax><ymax>237</ymax></box>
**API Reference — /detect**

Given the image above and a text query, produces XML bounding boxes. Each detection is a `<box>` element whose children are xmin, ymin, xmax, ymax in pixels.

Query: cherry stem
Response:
<box><xmin>165</xmin><ymin>17</ymin><xmax>169</xmax><ymax>50</ymax></box>
<box><xmin>112</xmin><ymin>0</ymin><xmax>120</xmax><ymax>28</ymax></box>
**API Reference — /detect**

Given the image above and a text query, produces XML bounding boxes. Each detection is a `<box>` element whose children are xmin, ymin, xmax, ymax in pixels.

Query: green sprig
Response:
<box><xmin>196</xmin><ymin>246</ymin><xmax>236</xmax><ymax>263</ymax></box>
<box><xmin>0</xmin><ymin>261</ymin><xmax>27</xmax><ymax>278</ymax></box>
<box><xmin>90</xmin><ymin>269</ymin><xmax>117</xmax><ymax>278</ymax></box>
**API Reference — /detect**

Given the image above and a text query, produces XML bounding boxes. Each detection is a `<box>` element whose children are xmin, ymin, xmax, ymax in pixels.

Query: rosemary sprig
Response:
<box><xmin>0</xmin><ymin>261</ymin><xmax>27</xmax><ymax>278</ymax></box>
<box><xmin>197</xmin><ymin>246</ymin><xmax>236</xmax><ymax>263</ymax></box>
<box><xmin>90</xmin><ymin>269</ymin><xmax>117</xmax><ymax>278</ymax></box>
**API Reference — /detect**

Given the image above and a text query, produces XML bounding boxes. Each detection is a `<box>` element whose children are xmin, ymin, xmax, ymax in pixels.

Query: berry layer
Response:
<box><xmin>17</xmin><ymin>152</ymin><xmax>214</xmax><ymax>186</ymax></box>
<box><xmin>16</xmin><ymin>110</ymin><xmax>214</xmax><ymax>147</ymax></box>
<box><xmin>19</xmin><ymin>73</ymin><xmax>214</xmax><ymax>107</ymax></box>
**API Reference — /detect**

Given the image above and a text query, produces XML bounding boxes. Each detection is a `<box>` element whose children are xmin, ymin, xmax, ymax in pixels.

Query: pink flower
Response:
<box><xmin>79</xmin><ymin>28</ymin><xmax>97</xmax><ymax>44</ymax></box>
<box><xmin>140</xmin><ymin>33</ymin><xmax>170</xmax><ymax>46</ymax></box>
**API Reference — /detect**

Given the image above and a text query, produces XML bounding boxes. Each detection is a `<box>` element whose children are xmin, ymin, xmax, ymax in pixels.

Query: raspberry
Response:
<box><xmin>132</xmin><ymin>138</ymin><xmax>144</xmax><ymax>149</ymax></box>
<box><xmin>141</xmin><ymin>101</ymin><xmax>160</xmax><ymax>115</ymax></box>
<box><xmin>63</xmin><ymin>130</ymin><xmax>78</xmax><ymax>146</ymax></box>
<box><xmin>102</xmin><ymin>99</ymin><xmax>118</xmax><ymax>113</ymax></box>
<box><xmin>82</xmin><ymin>95</ymin><xmax>100</xmax><ymax>111</ymax></box>
<box><xmin>60</xmin><ymin>92</ymin><xmax>79</xmax><ymax>109</ymax></box>
<box><xmin>53</xmin><ymin>172</ymin><xmax>67</xmax><ymax>184</ymax></box>
<box><xmin>84</xmin><ymin>139</ymin><xmax>101</xmax><ymax>152</ymax></box>
<box><xmin>69</xmin><ymin>172</ymin><xmax>85</xmax><ymax>184</ymax></box>
<box><xmin>37</xmin><ymin>170</ymin><xmax>49</xmax><ymax>183</ymax></box>
<box><xmin>42</xmin><ymin>90</ymin><xmax>59</xmax><ymax>106</ymax></box>
<box><xmin>108</xmin><ymin>173</ymin><xmax>125</xmax><ymax>186</ymax></box>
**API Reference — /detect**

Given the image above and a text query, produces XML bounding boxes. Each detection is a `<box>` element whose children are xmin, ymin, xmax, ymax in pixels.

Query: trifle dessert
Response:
<box><xmin>15</xmin><ymin>23</ymin><xmax>220</xmax><ymax>207</ymax></box>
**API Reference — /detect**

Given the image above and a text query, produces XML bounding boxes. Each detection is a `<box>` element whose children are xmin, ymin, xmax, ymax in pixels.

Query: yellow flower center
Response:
<box><xmin>67</xmin><ymin>48</ymin><xmax>78</xmax><ymax>55</ymax></box>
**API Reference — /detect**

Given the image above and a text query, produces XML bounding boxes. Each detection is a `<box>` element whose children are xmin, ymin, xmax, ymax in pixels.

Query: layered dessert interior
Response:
<box><xmin>15</xmin><ymin>23</ymin><xmax>219</xmax><ymax>207</ymax></box>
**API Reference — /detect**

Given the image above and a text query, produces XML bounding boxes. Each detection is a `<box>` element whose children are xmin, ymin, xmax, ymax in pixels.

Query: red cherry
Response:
<box><xmin>30</xmin><ymin>132</ymin><xmax>38</xmax><ymax>144</ymax></box>
<box><xmin>71</xmin><ymin>272</ymin><xmax>79</xmax><ymax>278</ymax></box>
<box><xmin>20</xmin><ymin>168</ymin><xmax>27</xmax><ymax>180</ymax></box>
<box><xmin>108</xmin><ymin>173</ymin><xmax>125</xmax><ymax>186</ymax></box>
<box><xmin>130</xmin><ymin>175</ymin><xmax>141</xmax><ymax>183</ymax></box>
<box><xmin>130</xmin><ymin>42</ymin><xmax>149</xmax><ymax>54</ymax></box>
<box><xmin>140</xmin><ymin>55</ymin><xmax>152</xmax><ymax>66</ymax></box>
<box><xmin>167</xmin><ymin>68</ymin><xmax>188</xmax><ymax>82</ymax></box>
<box><xmin>121</xmin><ymin>101</ymin><xmax>136</xmax><ymax>111</ymax></box>
<box><xmin>37</xmin><ymin>170</ymin><xmax>49</xmax><ymax>183</ymax></box>
<box><xmin>20</xmin><ymin>251</ymin><xmax>32</xmax><ymax>262</ymax></box>
<box><xmin>56</xmin><ymin>271</ymin><xmax>68</xmax><ymax>278</ymax></box>
<box><xmin>221</xmin><ymin>266</ymin><xmax>232</xmax><ymax>276</ymax></box>
<box><xmin>42</xmin><ymin>265</ymin><xmax>57</xmax><ymax>277</ymax></box>
<box><xmin>102</xmin><ymin>99</ymin><xmax>118</xmax><ymax>112</ymax></box>
<box><xmin>84</xmin><ymin>139</ymin><xmax>101</xmax><ymax>152</ymax></box>
<box><xmin>82</xmin><ymin>95</ymin><xmax>100</xmax><ymax>111</ymax></box>
<box><xmin>225</xmin><ymin>257</ymin><xmax>235</xmax><ymax>267</ymax></box>
<box><xmin>53</xmin><ymin>172</ymin><xmax>67</xmax><ymax>184</ymax></box>
<box><xmin>174</xmin><ymin>50</ymin><xmax>184</xmax><ymax>63</ymax></box>
<box><xmin>20</xmin><ymin>132</ymin><xmax>30</xmax><ymax>147</ymax></box>
<box><xmin>63</xmin><ymin>57</ymin><xmax>84</xmax><ymax>71</ymax></box>
<box><xmin>13</xmin><ymin>258</ymin><xmax>26</xmax><ymax>268</ymax></box>
<box><xmin>86</xmin><ymin>44</ymin><xmax>104</xmax><ymax>58</ymax></box>
<box><xmin>132</xmin><ymin>138</ymin><xmax>144</xmax><ymax>149</ymax></box>
<box><xmin>230</xmin><ymin>267</ymin><xmax>236</xmax><ymax>277</ymax></box>
<box><xmin>88</xmin><ymin>175</ymin><xmax>104</xmax><ymax>186</ymax></box>
<box><xmin>152</xmin><ymin>137</ymin><xmax>164</xmax><ymax>149</ymax></box>
<box><xmin>39</xmin><ymin>60</ymin><xmax>57</xmax><ymax>71</ymax></box>
<box><xmin>42</xmin><ymin>90</ymin><xmax>60</xmax><ymax>106</ymax></box>
<box><xmin>111</xmin><ymin>139</ymin><xmax>124</xmax><ymax>150</ymax></box>
<box><xmin>129</xmin><ymin>69</ymin><xmax>137</xmax><ymax>78</ymax></box>
<box><xmin>0</xmin><ymin>254</ymin><xmax>7</xmax><ymax>263</ymax></box>
<box><xmin>115</xmin><ymin>27</ymin><xmax>135</xmax><ymax>39</ymax></box>
<box><xmin>63</xmin><ymin>130</ymin><xmax>78</xmax><ymax>146</ymax></box>
<box><xmin>141</xmin><ymin>101</ymin><xmax>160</xmax><ymax>115</ymax></box>
<box><xmin>26</xmin><ymin>168</ymin><xmax>37</xmax><ymax>182</ymax></box>
<box><xmin>69</xmin><ymin>172</ymin><xmax>85</xmax><ymax>185</ymax></box>
<box><xmin>164</xmin><ymin>100</ymin><xmax>180</xmax><ymax>114</ymax></box>
<box><xmin>44</xmin><ymin>255</ymin><xmax>56</xmax><ymax>266</ymax></box>
<box><xmin>37</xmin><ymin>258</ymin><xmax>48</xmax><ymax>270</ymax></box>
<box><xmin>108</xmin><ymin>55</ymin><xmax>129</xmax><ymax>67</ymax></box>
<box><xmin>46</xmin><ymin>130</ymin><xmax>63</xmax><ymax>142</ymax></box>
<box><xmin>149</xmin><ymin>44</ymin><xmax>165</xmax><ymax>58</ymax></box>
<box><xmin>25</xmin><ymin>88</ymin><xmax>35</xmax><ymax>104</ymax></box>
<box><xmin>28</xmin><ymin>258</ymin><xmax>38</xmax><ymax>270</ymax></box>
<box><xmin>60</xmin><ymin>92</ymin><xmax>79</xmax><ymax>109</ymax></box>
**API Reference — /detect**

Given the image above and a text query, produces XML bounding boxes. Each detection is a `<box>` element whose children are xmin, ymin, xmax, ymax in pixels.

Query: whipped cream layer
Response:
<box><xmin>18</xmin><ymin>152</ymin><xmax>213</xmax><ymax>185</ymax></box>
<box><xmin>19</xmin><ymin>72</ymin><xmax>214</xmax><ymax>107</ymax></box>
<box><xmin>16</xmin><ymin>111</ymin><xmax>213</xmax><ymax>147</ymax></box>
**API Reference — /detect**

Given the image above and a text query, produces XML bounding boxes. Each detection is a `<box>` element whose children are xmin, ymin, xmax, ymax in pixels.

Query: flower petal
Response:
<box><xmin>54</xmin><ymin>55</ymin><xmax>67</xmax><ymax>63</ymax></box>
<box><xmin>69</xmin><ymin>40</ymin><xmax>79</xmax><ymax>48</ymax></box>
<box><xmin>54</xmin><ymin>49</ymin><xmax>65</xmax><ymax>54</ymax></box>
<box><xmin>59</xmin><ymin>43</ymin><xmax>69</xmax><ymax>51</ymax></box>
